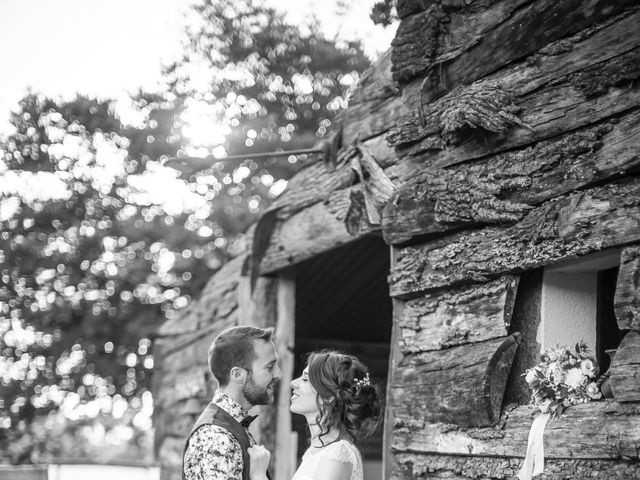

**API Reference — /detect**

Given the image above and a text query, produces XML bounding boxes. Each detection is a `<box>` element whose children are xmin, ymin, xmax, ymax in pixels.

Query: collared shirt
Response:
<box><xmin>183</xmin><ymin>391</ymin><xmax>254</xmax><ymax>480</ymax></box>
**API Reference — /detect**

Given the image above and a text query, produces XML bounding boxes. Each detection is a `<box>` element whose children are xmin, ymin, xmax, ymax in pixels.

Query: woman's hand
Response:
<box><xmin>248</xmin><ymin>444</ymin><xmax>271</xmax><ymax>480</ymax></box>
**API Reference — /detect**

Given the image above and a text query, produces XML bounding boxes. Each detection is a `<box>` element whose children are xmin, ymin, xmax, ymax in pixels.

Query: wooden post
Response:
<box><xmin>384</xmin><ymin>246</ymin><xmax>402</xmax><ymax>480</ymax></box>
<box><xmin>274</xmin><ymin>275</ymin><xmax>297</xmax><ymax>480</ymax></box>
<box><xmin>609</xmin><ymin>330</ymin><xmax>640</xmax><ymax>402</ymax></box>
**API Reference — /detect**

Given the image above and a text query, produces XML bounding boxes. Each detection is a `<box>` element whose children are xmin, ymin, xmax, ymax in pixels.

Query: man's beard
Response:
<box><xmin>243</xmin><ymin>374</ymin><xmax>278</xmax><ymax>406</ymax></box>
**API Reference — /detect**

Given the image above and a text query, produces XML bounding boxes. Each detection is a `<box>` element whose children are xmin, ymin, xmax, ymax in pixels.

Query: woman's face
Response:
<box><xmin>290</xmin><ymin>366</ymin><xmax>320</xmax><ymax>416</ymax></box>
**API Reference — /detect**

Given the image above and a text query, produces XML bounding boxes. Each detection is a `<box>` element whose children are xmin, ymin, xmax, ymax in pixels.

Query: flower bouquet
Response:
<box><xmin>523</xmin><ymin>341</ymin><xmax>602</xmax><ymax>417</ymax></box>
<box><xmin>518</xmin><ymin>342</ymin><xmax>603</xmax><ymax>480</ymax></box>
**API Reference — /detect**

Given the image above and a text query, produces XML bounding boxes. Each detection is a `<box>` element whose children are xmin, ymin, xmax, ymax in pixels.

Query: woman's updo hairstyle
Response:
<box><xmin>307</xmin><ymin>350</ymin><xmax>382</xmax><ymax>445</ymax></box>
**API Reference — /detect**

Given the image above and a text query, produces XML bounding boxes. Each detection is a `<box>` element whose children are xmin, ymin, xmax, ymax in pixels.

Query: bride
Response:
<box><xmin>249</xmin><ymin>350</ymin><xmax>382</xmax><ymax>480</ymax></box>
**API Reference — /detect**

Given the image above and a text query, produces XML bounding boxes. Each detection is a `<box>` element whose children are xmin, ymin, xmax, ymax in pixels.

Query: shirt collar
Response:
<box><xmin>212</xmin><ymin>390</ymin><xmax>250</xmax><ymax>423</ymax></box>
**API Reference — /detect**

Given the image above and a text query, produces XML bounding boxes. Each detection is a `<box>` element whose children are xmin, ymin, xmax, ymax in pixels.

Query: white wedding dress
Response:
<box><xmin>291</xmin><ymin>439</ymin><xmax>363</xmax><ymax>480</ymax></box>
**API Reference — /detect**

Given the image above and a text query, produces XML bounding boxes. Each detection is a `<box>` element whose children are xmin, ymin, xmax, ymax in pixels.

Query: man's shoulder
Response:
<box><xmin>186</xmin><ymin>424</ymin><xmax>242</xmax><ymax>453</ymax></box>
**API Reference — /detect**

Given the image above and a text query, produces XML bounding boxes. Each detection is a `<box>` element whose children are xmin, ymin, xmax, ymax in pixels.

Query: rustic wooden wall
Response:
<box><xmin>380</xmin><ymin>0</ymin><xmax>640</xmax><ymax>478</ymax></box>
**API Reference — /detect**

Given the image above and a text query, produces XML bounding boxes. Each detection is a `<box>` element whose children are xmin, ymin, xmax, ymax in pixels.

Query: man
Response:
<box><xmin>183</xmin><ymin>326</ymin><xmax>281</xmax><ymax>480</ymax></box>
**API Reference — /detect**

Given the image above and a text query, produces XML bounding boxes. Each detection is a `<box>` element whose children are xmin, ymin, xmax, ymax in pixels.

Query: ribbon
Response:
<box><xmin>517</xmin><ymin>412</ymin><xmax>551</xmax><ymax>480</ymax></box>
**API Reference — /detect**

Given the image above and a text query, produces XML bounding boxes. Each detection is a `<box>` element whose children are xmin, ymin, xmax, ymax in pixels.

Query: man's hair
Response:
<box><xmin>208</xmin><ymin>326</ymin><xmax>275</xmax><ymax>386</ymax></box>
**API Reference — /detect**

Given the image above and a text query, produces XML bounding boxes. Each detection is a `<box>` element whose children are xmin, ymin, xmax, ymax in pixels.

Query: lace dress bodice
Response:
<box><xmin>291</xmin><ymin>439</ymin><xmax>363</xmax><ymax>480</ymax></box>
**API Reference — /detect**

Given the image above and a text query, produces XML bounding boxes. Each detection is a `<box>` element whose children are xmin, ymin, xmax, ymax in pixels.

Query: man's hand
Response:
<box><xmin>247</xmin><ymin>444</ymin><xmax>271</xmax><ymax>480</ymax></box>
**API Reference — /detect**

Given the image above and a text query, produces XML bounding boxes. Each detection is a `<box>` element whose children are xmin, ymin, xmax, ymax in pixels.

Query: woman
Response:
<box><xmin>249</xmin><ymin>350</ymin><xmax>382</xmax><ymax>480</ymax></box>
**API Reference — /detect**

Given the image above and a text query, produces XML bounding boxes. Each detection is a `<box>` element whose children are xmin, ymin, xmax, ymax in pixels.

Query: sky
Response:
<box><xmin>0</xmin><ymin>0</ymin><xmax>395</xmax><ymax>134</ymax></box>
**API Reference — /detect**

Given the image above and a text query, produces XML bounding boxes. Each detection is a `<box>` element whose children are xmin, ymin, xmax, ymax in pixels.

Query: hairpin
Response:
<box><xmin>354</xmin><ymin>373</ymin><xmax>370</xmax><ymax>388</ymax></box>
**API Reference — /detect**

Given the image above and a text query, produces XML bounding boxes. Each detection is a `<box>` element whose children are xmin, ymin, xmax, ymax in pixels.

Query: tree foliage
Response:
<box><xmin>0</xmin><ymin>0</ymin><xmax>370</xmax><ymax>464</ymax></box>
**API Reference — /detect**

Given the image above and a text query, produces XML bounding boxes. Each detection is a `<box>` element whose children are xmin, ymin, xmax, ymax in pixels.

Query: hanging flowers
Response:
<box><xmin>523</xmin><ymin>341</ymin><xmax>602</xmax><ymax>417</ymax></box>
<box><xmin>518</xmin><ymin>342</ymin><xmax>603</xmax><ymax>480</ymax></box>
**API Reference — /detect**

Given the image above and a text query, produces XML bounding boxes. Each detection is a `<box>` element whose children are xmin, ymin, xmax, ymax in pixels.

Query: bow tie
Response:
<box><xmin>240</xmin><ymin>414</ymin><xmax>258</xmax><ymax>428</ymax></box>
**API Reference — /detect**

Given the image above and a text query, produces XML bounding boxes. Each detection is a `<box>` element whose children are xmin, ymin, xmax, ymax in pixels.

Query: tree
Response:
<box><xmin>0</xmin><ymin>92</ymin><xmax>220</xmax><ymax>463</ymax></box>
<box><xmin>165</xmin><ymin>0</ymin><xmax>370</xmax><ymax>235</ymax></box>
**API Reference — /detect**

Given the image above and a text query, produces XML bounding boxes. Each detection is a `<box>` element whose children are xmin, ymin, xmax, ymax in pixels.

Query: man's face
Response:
<box><xmin>242</xmin><ymin>339</ymin><xmax>281</xmax><ymax>406</ymax></box>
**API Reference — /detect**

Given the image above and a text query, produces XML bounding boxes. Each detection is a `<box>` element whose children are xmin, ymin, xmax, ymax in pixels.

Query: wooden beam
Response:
<box><xmin>258</xmin><ymin>188</ymin><xmax>369</xmax><ymax>274</ymax></box>
<box><xmin>269</xmin><ymin>134</ymin><xmax>397</xmax><ymax>219</ymax></box>
<box><xmin>397</xmin><ymin>276</ymin><xmax>518</xmax><ymax>353</ymax></box>
<box><xmin>389</xmin><ymin>176</ymin><xmax>640</xmax><ymax>297</ymax></box>
<box><xmin>273</xmin><ymin>276</ymin><xmax>297</xmax><ymax>480</ymax></box>
<box><xmin>390</xmin><ymin>401</ymin><xmax>640</xmax><ymax>460</ymax></box>
<box><xmin>615</xmin><ymin>246</ymin><xmax>640</xmax><ymax>331</ymax></box>
<box><xmin>609</xmin><ymin>330</ymin><xmax>640</xmax><ymax>402</ymax></box>
<box><xmin>389</xmin><ymin>335</ymin><xmax>519</xmax><ymax>426</ymax></box>
<box><xmin>384</xmin><ymin>108</ymin><xmax>640</xmax><ymax>244</ymax></box>
<box><xmin>391</xmin><ymin>451</ymin><xmax>640</xmax><ymax>480</ymax></box>
<box><xmin>384</xmin><ymin>246</ymin><xmax>404</xmax><ymax>480</ymax></box>
<box><xmin>237</xmin><ymin>275</ymin><xmax>279</xmax><ymax>328</ymax></box>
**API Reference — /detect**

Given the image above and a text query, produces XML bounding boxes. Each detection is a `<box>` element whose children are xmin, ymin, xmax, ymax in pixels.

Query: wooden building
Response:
<box><xmin>153</xmin><ymin>1</ymin><xmax>640</xmax><ymax>478</ymax></box>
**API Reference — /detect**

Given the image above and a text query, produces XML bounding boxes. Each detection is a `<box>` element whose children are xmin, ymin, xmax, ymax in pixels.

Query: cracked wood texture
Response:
<box><xmin>390</xmin><ymin>176</ymin><xmax>640</xmax><ymax>297</ymax></box>
<box><xmin>384</xmin><ymin>109</ymin><xmax>640</xmax><ymax>244</ymax></box>
<box><xmin>615</xmin><ymin>246</ymin><xmax>640</xmax><ymax>331</ymax></box>
<box><xmin>609</xmin><ymin>331</ymin><xmax>640</xmax><ymax>402</ymax></box>
<box><xmin>256</xmin><ymin>8</ymin><xmax>640</xmax><ymax>274</ymax></box>
<box><xmin>391</xmin><ymin>0</ymin><xmax>636</xmax><ymax>86</ymax></box>
<box><xmin>397</xmin><ymin>276</ymin><xmax>518</xmax><ymax>353</ymax></box>
<box><xmin>391</xmin><ymin>451</ymin><xmax>640</xmax><ymax>480</ymax></box>
<box><xmin>391</xmin><ymin>402</ymin><xmax>640</xmax><ymax>464</ymax></box>
<box><xmin>389</xmin><ymin>335</ymin><xmax>520</xmax><ymax>427</ymax></box>
<box><xmin>389</xmin><ymin>8</ymin><xmax>640</xmax><ymax>163</ymax></box>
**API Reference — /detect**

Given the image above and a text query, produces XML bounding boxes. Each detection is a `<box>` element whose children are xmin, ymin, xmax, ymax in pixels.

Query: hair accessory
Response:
<box><xmin>354</xmin><ymin>372</ymin><xmax>370</xmax><ymax>388</ymax></box>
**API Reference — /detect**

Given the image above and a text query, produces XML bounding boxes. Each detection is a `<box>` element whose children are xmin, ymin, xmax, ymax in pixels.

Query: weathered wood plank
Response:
<box><xmin>610</xmin><ymin>330</ymin><xmax>640</xmax><ymax>402</ymax></box>
<box><xmin>392</xmin><ymin>0</ymin><xmax>532</xmax><ymax>83</ymax></box>
<box><xmin>384</xmin><ymin>108</ymin><xmax>640</xmax><ymax>244</ymax></box>
<box><xmin>341</xmin><ymin>49</ymin><xmax>408</xmax><ymax>144</ymax></box>
<box><xmin>391</xmin><ymin>451</ymin><xmax>640</xmax><ymax>480</ymax></box>
<box><xmin>397</xmin><ymin>276</ymin><xmax>518</xmax><ymax>353</ymax></box>
<box><xmin>348</xmin><ymin>49</ymin><xmax>399</xmax><ymax>106</ymax></box>
<box><xmin>395</xmin><ymin>0</ymin><xmax>434</xmax><ymax>19</ymax></box>
<box><xmin>154</xmin><ymin>364</ymin><xmax>210</xmax><ymax>410</ymax></box>
<box><xmin>389</xmin><ymin>9</ymin><xmax>640</xmax><ymax>159</ymax></box>
<box><xmin>391</xmin><ymin>4</ymin><xmax>449</xmax><ymax>84</ymax></box>
<box><xmin>157</xmin><ymin>436</ymin><xmax>185</xmax><ymax>468</ymax></box>
<box><xmin>391</xmin><ymin>401</ymin><xmax>640</xmax><ymax>460</ymax></box>
<box><xmin>273</xmin><ymin>276</ymin><xmax>297</xmax><ymax>480</ymax></box>
<box><xmin>390</xmin><ymin>55</ymin><xmax>640</xmax><ymax>161</ymax></box>
<box><xmin>393</xmin><ymin>0</ymin><xmax>636</xmax><ymax>88</ymax></box>
<box><xmin>259</xmin><ymin>187</ymin><xmax>372</xmax><ymax>274</ymax></box>
<box><xmin>237</xmin><ymin>275</ymin><xmax>279</xmax><ymax>328</ymax></box>
<box><xmin>390</xmin><ymin>335</ymin><xmax>519</xmax><ymax>426</ymax></box>
<box><xmin>160</xmin><ymin>397</ymin><xmax>208</xmax><ymax>437</ymax></box>
<box><xmin>615</xmin><ymin>246</ymin><xmax>640</xmax><ymax>331</ymax></box>
<box><xmin>269</xmin><ymin>134</ymin><xmax>397</xmax><ymax>220</ymax></box>
<box><xmin>390</xmin><ymin>176</ymin><xmax>640</xmax><ymax>297</ymax></box>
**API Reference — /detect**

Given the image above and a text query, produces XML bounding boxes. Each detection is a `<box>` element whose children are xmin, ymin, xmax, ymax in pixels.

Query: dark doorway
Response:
<box><xmin>292</xmin><ymin>235</ymin><xmax>392</xmax><ymax>472</ymax></box>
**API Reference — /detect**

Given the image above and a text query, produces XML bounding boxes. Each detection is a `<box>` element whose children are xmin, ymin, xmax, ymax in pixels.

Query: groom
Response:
<box><xmin>183</xmin><ymin>325</ymin><xmax>281</xmax><ymax>480</ymax></box>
